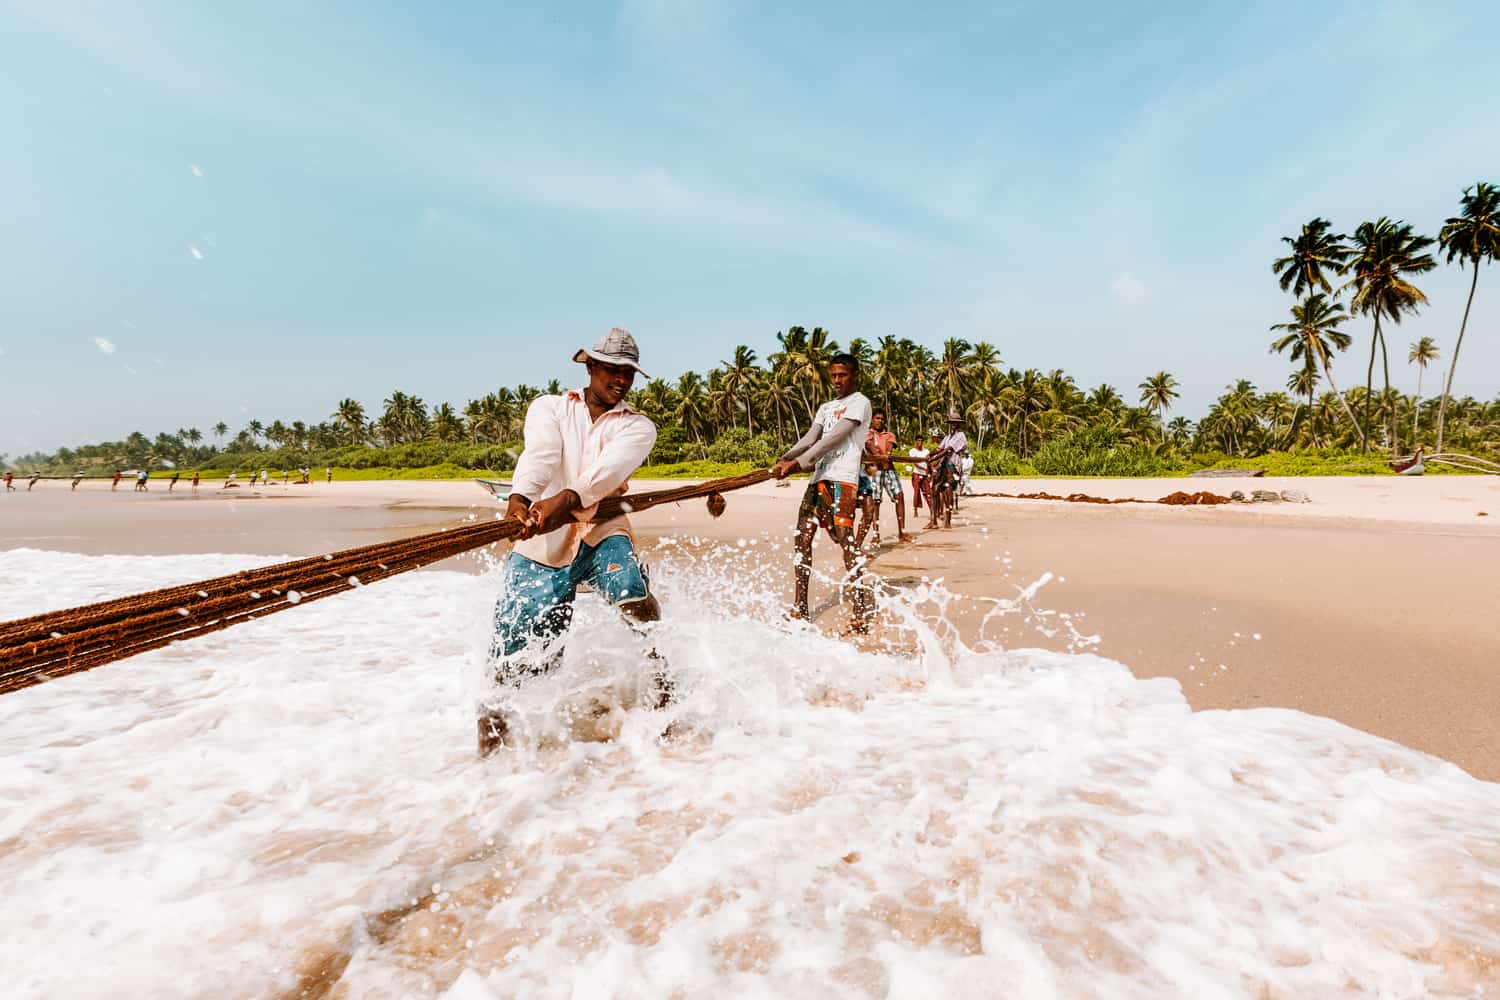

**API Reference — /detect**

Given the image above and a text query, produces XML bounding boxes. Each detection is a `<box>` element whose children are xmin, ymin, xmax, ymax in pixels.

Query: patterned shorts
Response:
<box><xmin>799</xmin><ymin>479</ymin><xmax>858</xmax><ymax>532</ymax></box>
<box><xmin>489</xmin><ymin>534</ymin><xmax>649</xmax><ymax>682</ymax></box>
<box><xmin>871</xmin><ymin>468</ymin><xmax>902</xmax><ymax>501</ymax></box>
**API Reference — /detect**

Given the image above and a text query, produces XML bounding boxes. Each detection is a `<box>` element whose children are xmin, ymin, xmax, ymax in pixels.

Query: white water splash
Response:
<box><xmin>0</xmin><ymin>547</ymin><xmax>1497</xmax><ymax>999</ymax></box>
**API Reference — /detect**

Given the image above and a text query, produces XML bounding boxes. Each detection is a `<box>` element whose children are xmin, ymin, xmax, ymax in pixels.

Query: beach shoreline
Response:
<box><xmin>3</xmin><ymin>475</ymin><xmax>1498</xmax><ymax>779</ymax></box>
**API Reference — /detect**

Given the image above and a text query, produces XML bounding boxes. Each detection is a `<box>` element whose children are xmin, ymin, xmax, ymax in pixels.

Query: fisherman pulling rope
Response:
<box><xmin>478</xmin><ymin>328</ymin><xmax>662</xmax><ymax>755</ymax></box>
<box><xmin>771</xmin><ymin>352</ymin><xmax>875</xmax><ymax>634</ymax></box>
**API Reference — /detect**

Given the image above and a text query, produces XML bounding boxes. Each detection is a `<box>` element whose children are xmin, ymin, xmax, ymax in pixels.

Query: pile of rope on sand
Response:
<box><xmin>969</xmin><ymin>489</ymin><xmax>1234</xmax><ymax>506</ymax></box>
<box><xmin>0</xmin><ymin>470</ymin><xmax>770</xmax><ymax>696</ymax></box>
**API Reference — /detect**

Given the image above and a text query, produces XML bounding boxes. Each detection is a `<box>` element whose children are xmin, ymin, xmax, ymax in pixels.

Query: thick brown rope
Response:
<box><xmin>0</xmin><ymin>470</ymin><xmax>770</xmax><ymax>695</ymax></box>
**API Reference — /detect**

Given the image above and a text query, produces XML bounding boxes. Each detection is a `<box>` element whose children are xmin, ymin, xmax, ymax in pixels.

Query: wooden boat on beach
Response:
<box><xmin>1390</xmin><ymin>448</ymin><xmax>1425</xmax><ymax>476</ymax></box>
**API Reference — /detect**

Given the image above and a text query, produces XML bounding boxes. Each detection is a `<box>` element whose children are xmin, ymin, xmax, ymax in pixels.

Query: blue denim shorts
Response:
<box><xmin>490</xmin><ymin>534</ymin><xmax>649</xmax><ymax>676</ymax></box>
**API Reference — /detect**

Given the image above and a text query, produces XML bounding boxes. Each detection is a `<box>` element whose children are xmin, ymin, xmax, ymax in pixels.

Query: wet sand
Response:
<box><xmin>4</xmin><ymin>475</ymin><xmax>1499</xmax><ymax>778</ymax></box>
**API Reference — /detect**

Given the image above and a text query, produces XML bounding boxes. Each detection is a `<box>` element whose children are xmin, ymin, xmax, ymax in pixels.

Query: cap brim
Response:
<box><xmin>573</xmin><ymin>348</ymin><xmax>650</xmax><ymax>379</ymax></box>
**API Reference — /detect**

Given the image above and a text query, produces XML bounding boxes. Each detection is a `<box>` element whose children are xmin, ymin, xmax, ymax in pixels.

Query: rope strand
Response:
<box><xmin>0</xmin><ymin>470</ymin><xmax>770</xmax><ymax>695</ymax></box>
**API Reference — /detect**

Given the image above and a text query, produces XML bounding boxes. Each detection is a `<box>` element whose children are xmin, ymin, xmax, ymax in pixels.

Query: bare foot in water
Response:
<box><xmin>476</xmin><ymin>709</ymin><xmax>509</xmax><ymax>757</ymax></box>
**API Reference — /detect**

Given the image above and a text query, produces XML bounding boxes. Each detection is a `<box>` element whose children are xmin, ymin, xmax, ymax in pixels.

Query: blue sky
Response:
<box><xmin>2</xmin><ymin>0</ymin><xmax>1497</xmax><ymax>456</ymax></box>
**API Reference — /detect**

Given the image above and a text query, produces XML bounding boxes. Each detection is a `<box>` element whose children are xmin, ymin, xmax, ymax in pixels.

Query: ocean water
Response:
<box><xmin>1</xmin><ymin>545</ymin><xmax>1498</xmax><ymax>999</ymax></box>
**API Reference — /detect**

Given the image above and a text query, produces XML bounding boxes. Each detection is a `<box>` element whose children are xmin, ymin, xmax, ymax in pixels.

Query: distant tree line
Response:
<box><xmin>7</xmin><ymin>184</ymin><xmax>1495</xmax><ymax>476</ymax></box>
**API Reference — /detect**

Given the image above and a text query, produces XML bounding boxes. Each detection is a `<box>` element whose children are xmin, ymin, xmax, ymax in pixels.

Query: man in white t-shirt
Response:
<box><xmin>770</xmin><ymin>353</ymin><xmax>875</xmax><ymax>633</ymax></box>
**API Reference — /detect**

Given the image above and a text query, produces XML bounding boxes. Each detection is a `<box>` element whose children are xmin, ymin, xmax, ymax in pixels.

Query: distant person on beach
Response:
<box><xmin>909</xmin><ymin>434</ymin><xmax>934</xmax><ymax>516</ymax></box>
<box><xmin>28</xmin><ymin>473</ymin><xmax>40</xmax><ymax>491</ymax></box>
<box><xmin>135</xmin><ymin>469</ymin><xmax>149</xmax><ymax>492</ymax></box>
<box><xmin>855</xmin><ymin>407</ymin><xmax>909</xmax><ymax>548</ymax></box>
<box><xmin>479</xmin><ymin>328</ymin><xmax>660</xmax><ymax>756</ymax></box>
<box><xmin>771</xmin><ymin>352</ymin><xmax>874</xmax><ymax>634</ymax></box>
<box><xmin>111</xmin><ymin>470</ymin><xmax>121</xmax><ymax>491</ymax></box>
<box><xmin>960</xmin><ymin>450</ymin><xmax>974</xmax><ymax>496</ymax></box>
<box><xmin>168</xmin><ymin>471</ymin><xmax>181</xmax><ymax>492</ymax></box>
<box><xmin>3</xmin><ymin>471</ymin><xmax>13</xmax><ymax>492</ymax></box>
<box><xmin>191</xmin><ymin>472</ymin><xmax>200</xmax><ymax>492</ymax></box>
<box><xmin>926</xmin><ymin>414</ymin><xmax>967</xmax><ymax>529</ymax></box>
<box><xmin>71</xmin><ymin>471</ymin><xmax>83</xmax><ymax>491</ymax></box>
<box><xmin>326</xmin><ymin>467</ymin><xmax>332</xmax><ymax>484</ymax></box>
<box><xmin>224</xmin><ymin>472</ymin><xmax>237</xmax><ymax>489</ymax></box>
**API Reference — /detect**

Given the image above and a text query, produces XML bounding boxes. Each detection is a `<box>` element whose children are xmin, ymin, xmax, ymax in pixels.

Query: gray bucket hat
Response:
<box><xmin>573</xmin><ymin>327</ymin><xmax>650</xmax><ymax>378</ymax></box>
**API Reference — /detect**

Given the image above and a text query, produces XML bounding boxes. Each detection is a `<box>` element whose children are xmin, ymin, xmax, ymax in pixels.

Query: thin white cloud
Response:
<box><xmin>189</xmin><ymin>163</ymin><xmax>203</xmax><ymax>177</ymax></box>
<box><xmin>189</xmin><ymin>245</ymin><xmax>203</xmax><ymax>260</ymax></box>
<box><xmin>93</xmin><ymin>336</ymin><xmax>116</xmax><ymax>355</ymax></box>
<box><xmin>1109</xmin><ymin>274</ymin><xmax>1148</xmax><ymax>305</ymax></box>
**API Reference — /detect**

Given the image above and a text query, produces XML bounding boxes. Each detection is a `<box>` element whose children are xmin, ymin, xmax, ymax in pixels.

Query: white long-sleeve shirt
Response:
<box><xmin>509</xmin><ymin>389</ymin><xmax>658</xmax><ymax>568</ymax></box>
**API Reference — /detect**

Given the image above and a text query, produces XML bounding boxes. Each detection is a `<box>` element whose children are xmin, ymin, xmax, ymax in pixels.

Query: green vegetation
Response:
<box><xmin>5</xmin><ymin>183</ymin><xmax>1494</xmax><ymax>480</ymax></box>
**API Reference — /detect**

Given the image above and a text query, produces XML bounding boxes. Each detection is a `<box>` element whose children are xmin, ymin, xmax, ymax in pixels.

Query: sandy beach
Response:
<box><xmin>6</xmin><ymin>475</ymin><xmax>1500</xmax><ymax>997</ymax></box>
<box><xmin>5</xmin><ymin>474</ymin><xmax>1498</xmax><ymax>778</ymax></box>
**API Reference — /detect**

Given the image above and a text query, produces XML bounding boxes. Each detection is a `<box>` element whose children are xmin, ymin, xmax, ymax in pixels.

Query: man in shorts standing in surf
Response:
<box><xmin>771</xmin><ymin>353</ymin><xmax>875</xmax><ymax>634</ymax></box>
<box><xmin>478</xmin><ymin>328</ymin><xmax>661</xmax><ymax>756</ymax></box>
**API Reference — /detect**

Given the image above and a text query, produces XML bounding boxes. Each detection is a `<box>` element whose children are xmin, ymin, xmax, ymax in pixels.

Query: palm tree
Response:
<box><xmin>1407</xmin><ymin>336</ymin><xmax>1440</xmax><ymax>445</ymax></box>
<box><xmin>1436</xmin><ymin>182</ymin><xmax>1500</xmax><ymax>452</ymax></box>
<box><xmin>936</xmin><ymin>338</ymin><xmax>974</xmax><ymax>413</ymax></box>
<box><xmin>1286</xmin><ymin>362</ymin><xmax>1319</xmax><ymax>408</ymax></box>
<box><xmin>1346</xmin><ymin>218</ymin><xmax>1436</xmax><ymax>453</ymax></box>
<box><xmin>673</xmin><ymin>372</ymin><xmax>712</xmax><ymax>447</ymax></box>
<box><xmin>1273</xmin><ymin>218</ymin><xmax>1350</xmax><ymax>297</ymax></box>
<box><xmin>212</xmin><ymin>422</ymin><xmax>228</xmax><ymax>441</ymax></box>
<box><xmin>793</xmin><ymin>326</ymin><xmax>837</xmax><ymax>416</ymax></box>
<box><xmin>431</xmin><ymin>402</ymin><xmax>464</xmax><ymax>443</ymax></box>
<box><xmin>1000</xmin><ymin>369</ymin><xmax>1049</xmax><ymax>456</ymax></box>
<box><xmin>1137</xmin><ymin>371</ymin><xmax>1180</xmax><ymax>436</ymax></box>
<box><xmin>870</xmin><ymin>336</ymin><xmax>906</xmax><ymax>434</ymax></box>
<box><xmin>379</xmin><ymin>391</ymin><xmax>428</xmax><ymax>445</ymax></box>
<box><xmin>1088</xmin><ymin>384</ymin><xmax>1124</xmax><ymax>420</ymax></box>
<box><xmin>1286</xmin><ymin>362</ymin><xmax>1320</xmax><ymax>445</ymax></box>
<box><xmin>183</xmin><ymin>427</ymin><xmax>203</xmax><ymax>445</ymax></box>
<box><xmin>756</xmin><ymin>372</ymin><xmax>798</xmax><ymax>445</ymax></box>
<box><xmin>720</xmin><ymin>345</ymin><xmax>761</xmax><ymax>434</ymax></box>
<box><xmin>333</xmin><ymin>399</ymin><xmax>367</xmax><ymax>446</ymax></box>
<box><xmin>1269</xmin><ymin>294</ymin><xmax>1361</xmax><ymax>444</ymax></box>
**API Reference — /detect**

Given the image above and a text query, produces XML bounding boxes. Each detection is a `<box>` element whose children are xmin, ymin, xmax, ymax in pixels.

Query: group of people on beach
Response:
<box><xmin>477</xmin><ymin>328</ymin><xmax>975</xmax><ymax>755</ymax></box>
<box><xmin>13</xmin><ymin>466</ymin><xmax>339</xmax><ymax>494</ymax></box>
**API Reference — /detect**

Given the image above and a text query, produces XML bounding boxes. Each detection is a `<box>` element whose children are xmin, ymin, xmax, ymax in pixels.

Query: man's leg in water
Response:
<box><xmin>855</xmin><ymin>495</ymin><xmax>878</xmax><ymax>549</ymax></box>
<box><xmin>581</xmin><ymin>535</ymin><xmax>669</xmax><ymax>709</ymax></box>
<box><xmin>833</xmin><ymin>524</ymin><xmax>874</xmax><ymax>633</ymax></box>
<box><xmin>479</xmin><ymin>554</ymin><xmax>576</xmax><ymax>755</ymax></box>
<box><xmin>790</xmin><ymin>481</ymin><xmax>825</xmax><ymax>620</ymax></box>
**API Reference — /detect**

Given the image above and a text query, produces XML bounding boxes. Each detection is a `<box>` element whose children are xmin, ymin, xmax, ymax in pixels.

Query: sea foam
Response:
<box><xmin>0</xmin><ymin>546</ymin><xmax>1496</xmax><ymax>999</ymax></box>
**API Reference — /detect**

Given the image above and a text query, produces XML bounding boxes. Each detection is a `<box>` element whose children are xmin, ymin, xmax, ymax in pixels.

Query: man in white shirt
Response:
<box><xmin>770</xmin><ymin>353</ymin><xmax>875</xmax><ymax>634</ymax></box>
<box><xmin>479</xmin><ymin>328</ymin><xmax>659</xmax><ymax>755</ymax></box>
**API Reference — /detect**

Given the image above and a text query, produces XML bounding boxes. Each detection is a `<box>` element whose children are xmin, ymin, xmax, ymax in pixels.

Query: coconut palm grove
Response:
<box><xmin>8</xmin><ymin>183</ymin><xmax>1497</xmax><ymax>481</ymax></box>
